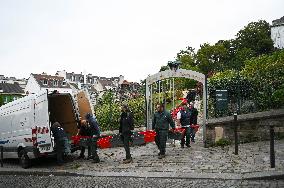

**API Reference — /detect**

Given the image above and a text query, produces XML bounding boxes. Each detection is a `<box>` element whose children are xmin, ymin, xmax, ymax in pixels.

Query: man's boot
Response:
<box><xmin>158</xmin><ymin>154</ymin><xmax>165</xmax><ymax>159</ymax></box>
<box><xmin>92</xmin><ymin>157</ymin><xmax>100</xmax><ymax>163</ymax></box>
<box><xmin>123</xmin><ymin>157</ymin><xmax>133</xmax><ymax>164</ymax></box>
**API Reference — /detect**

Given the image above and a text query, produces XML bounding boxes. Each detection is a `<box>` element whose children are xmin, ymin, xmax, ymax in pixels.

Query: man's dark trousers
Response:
<box><xmin>121</xmin><ymin>131</ymin><xmax>132</xmax><ymax>159</ymax></box>
<box><xmin>181</xmin><ymin>127</ymin><xmax>191</xmax><ymax>146</ymax></box>
<box><xmin>155</xmin><ymin>129</ymin><xmax>168</xmax><ymax>155</ymax></box>
<box><xmin>80</xmin><ymin>146</ymin><xmax>91</xmax><ymax>158</ymax></box>
<box><xmin>89</xmin><ymin>137</ymin><xmax>99</xmax><ymax>161</ymax></box>
<box><xmin>55</xmin><ymin>139</ymin><xmax>65</xmax><ymax>164</ymax></box>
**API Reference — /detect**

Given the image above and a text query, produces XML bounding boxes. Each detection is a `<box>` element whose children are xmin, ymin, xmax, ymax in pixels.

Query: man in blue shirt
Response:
<box><xmin>51</xmin><ymin>122</ymin><xmax>70</xmax><ymax>165</ymax></box>
<box><xmin>85</xmin><ymin>113</ymin><xmax>101</xmax><ymax>163</ymax></box>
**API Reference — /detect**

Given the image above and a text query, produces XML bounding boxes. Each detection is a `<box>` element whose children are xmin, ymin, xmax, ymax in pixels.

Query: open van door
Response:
<box><xmin>76</xmin><ymin>90</ymin><xmax>93</xmax><ymax>120</ymax></box>
<box><xmin>34</xmin><ymin>90</ymin><xmax>53</xmax><ymax>153</ymax></box>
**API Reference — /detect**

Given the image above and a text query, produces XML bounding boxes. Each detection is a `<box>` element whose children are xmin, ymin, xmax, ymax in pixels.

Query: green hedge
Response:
<box><xmin>94</xmin><ymin>91</ymin><xmax>146</xmax><ymax>131</ymax></box>
<box><xmin>208</xmin><ymin>49</ymin><xmax>284</xmax><ymax>116</ymax></box>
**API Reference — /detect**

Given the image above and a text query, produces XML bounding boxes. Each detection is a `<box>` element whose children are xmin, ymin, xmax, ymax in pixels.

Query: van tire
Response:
<box><xmin>19</xmin><ymin>150</ymin><xmax>30</xmax><ymax>169</ymax></box>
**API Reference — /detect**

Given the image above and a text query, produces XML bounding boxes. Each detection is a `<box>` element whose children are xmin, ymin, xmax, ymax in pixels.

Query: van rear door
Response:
<box><xmin>77</xmin><ymin>90</ymin><xmax>93</xmax><ymax>120</ymax></box>
<box><xmin>34</xmin><ymin>90</ymin><xmax>53</xmax><ymax>153</ymax></box>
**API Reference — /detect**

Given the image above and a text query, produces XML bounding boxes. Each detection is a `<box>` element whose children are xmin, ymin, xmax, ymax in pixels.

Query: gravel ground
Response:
<box><xmin>0</xmin><ymin>175</ymin><xmax>284</xmax><ymax>188</ymax></box>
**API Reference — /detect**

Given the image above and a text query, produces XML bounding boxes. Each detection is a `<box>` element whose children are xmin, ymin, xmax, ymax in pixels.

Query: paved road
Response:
<box><xmin>2</xmin><ymin>135</ymin><xmax>284</xmax><ymax>180</ymax></box>
<box><xmin>0</xmin><ymin>175</ymin><xmax>284</xmax><ymax>188</ymax></box>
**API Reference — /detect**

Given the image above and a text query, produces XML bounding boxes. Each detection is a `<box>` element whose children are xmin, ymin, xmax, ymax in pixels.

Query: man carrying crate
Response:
<box><xmin>189</xmin><ymin>102</ymin><xmax>199</xmax><ymax>143</ymax></box>
<box><xmin>176</xmin><ymin>100</ymin><xmax>192</xmax><ymax>148</ymax></box>
<box><xmin>76</xmin><ymin>120</ymin><xmax>91</xmax><ymax>159</ymax></box>
<box><xmin>152</xmin><ymin>103</ymin><xmax>175</xmax><ymax>159</ymax></box>
<box><xmin>85</xmin><ymin>113</ymin><xmax>101</xmax><ymax>163</ymax></box>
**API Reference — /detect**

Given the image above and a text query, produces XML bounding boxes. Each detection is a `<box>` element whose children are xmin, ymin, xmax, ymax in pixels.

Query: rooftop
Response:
<box><xmin>32</xmin><ymin>74</ymin><xmax>71</xmax><ymax>89</ymax></box>
<box><xmin>272</xmin><ymin>16</ymin><xmax>284</xmax><ymax>26</ymax></box>
<box><xmin>0</xmin><ymin>83</ymin><xmax>24</xmax><ymax>94</ymax></box>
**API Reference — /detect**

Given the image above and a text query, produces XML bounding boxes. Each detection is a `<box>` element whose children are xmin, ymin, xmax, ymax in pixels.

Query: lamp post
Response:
<box><xmin>237</xmin><ymin>71</ymin><xmax>241</xmax><ymax>115</ymax></box>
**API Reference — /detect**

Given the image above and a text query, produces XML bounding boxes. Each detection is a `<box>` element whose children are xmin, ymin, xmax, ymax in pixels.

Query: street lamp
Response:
<box><xmin>167</xmin><ymin>60</ymin><xmax>181</xmax><ymax>71</ymax></box>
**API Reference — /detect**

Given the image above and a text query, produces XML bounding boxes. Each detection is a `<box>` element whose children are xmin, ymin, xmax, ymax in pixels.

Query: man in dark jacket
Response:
<box><xmin>119</xmin><ymin>104</ymin><xmax>134</xmax><ymax>163</ymax></box>
<box><xmin>177</xmin><ymin>101</ymin><xmax>192</xmax><ymax>148</ymax></box>
<box><xmin>51</xmin><ymin>122</ymin><xmax>69</xmax><ymax>165</ymax></box>
<box><xmin>85</xmin><ymin>113</ymin><xmax>101</xmax><ymax>163</ymax></box>
<box><xmin>152</xmin><ymin>103</ymin><xmax>175</xmax><ymax>159</ymax></box>
<box><xmin>77</xmin><ymin>120</ymin><xmax>91</xmax><ymax>159</ymax></box>
<box><xmin>189</xmin><ymin>102</ymin><xmax>198</xmax><ymax>142</ymax></box>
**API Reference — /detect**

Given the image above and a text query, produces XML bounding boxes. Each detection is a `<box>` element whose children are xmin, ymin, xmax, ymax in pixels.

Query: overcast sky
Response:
<box><xmin>0</xmin><ymin>0</ymin><xmax>283</xmax><ymax>82</ymax></box>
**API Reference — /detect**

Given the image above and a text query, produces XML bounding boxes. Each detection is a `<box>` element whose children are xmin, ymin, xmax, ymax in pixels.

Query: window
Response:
<box><xmin>53</xmin><ymin>80</ymin><xmax>58</xmax><ymax>86</ymax></box>
<box><xmin>43</xmin><ymin>79</ymin><xmax>48</xmax><ymax>85</ymax></box>
<box><xmin>4</xmin><ymin>96</ymin><xmax>8</xmax><ymax>104</ymax></box>
<box><xmin>62</xmin><ymin>81</ymin><xmax>67</xmax><ymax>86</ymax></box>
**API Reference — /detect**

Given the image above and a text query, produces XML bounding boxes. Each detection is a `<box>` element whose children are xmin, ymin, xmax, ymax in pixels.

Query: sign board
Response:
<box><xmin>215</xmin><ymin>90</ymin><xmax>228</xmax><ymax>111</ymax></box>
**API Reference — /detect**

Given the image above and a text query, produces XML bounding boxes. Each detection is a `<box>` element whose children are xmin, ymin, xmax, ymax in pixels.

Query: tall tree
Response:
<box><xmin>176</xmin><ymin>46</ymin><xmax>197</xmax><ymax>69</ymax></box>
<box><xmin>234</xmin><ymin>20</ymin><xmax>274</xmax><ymax>56</ymax></box>
<box><xmin>196</xmin><ymin>43</ymin><xmax>229</xmax><ymax>74</ymax></box>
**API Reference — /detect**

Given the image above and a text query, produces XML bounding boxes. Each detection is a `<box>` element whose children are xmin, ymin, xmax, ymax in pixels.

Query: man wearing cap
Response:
<box><xmin>152</xmin><ymin>103</ymin><xmax>175</xmax><ymax>159</ymax></box>
<box><xmin>51</xmin><ymin>122</ymin><xmax>70</xmax><ymax>165</ymax></box>
<box><xmin>177</xmin><ymin>100</ymin><xmax>192</xmax><ymax>148</ymax></box>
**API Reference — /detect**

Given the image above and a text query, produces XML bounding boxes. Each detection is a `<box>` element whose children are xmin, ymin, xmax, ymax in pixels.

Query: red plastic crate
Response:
<box><xmin>191</xmin><ymin>124</ymin><xmax>200</xmax><ymax>132</ymax></box>
<box><xmin>71</xmin><ymin>135</ymin><xmax>91</xmax><ymax>145</ymax></box>
<box><xmin>97</xmin><ymin>136</ymin><xmax>112</xmax><ymax>149</ymax></box>
<box><xmin>139</xmin><ymin>130</ymin><xmax>156</xmax><ymax>143</ymax></box>
<box><xmin>168</xmin><ymin>128</ymin><xmax>186</xmax><ymax>140</ymax></box>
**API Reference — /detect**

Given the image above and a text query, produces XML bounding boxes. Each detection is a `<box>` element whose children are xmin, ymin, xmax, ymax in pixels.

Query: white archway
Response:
<box><xmin>145</xmin><ymin>68</ymin><xmax>208</xmax><ymax>147</ymax></box>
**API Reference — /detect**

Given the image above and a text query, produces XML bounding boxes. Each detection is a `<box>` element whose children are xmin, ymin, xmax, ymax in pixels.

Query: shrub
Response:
<box><xmin>272</xmin><ymin>88</ymin><xmax>284</xmax><ymax>108</ymax></box>
<box><xmin>214</xmin><ymin>138</ymin><xmax>231</xmax><ymax>147</ymax></box>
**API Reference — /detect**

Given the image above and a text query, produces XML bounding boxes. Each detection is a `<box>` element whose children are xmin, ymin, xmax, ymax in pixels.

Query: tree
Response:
<box><xmin>159</xmin><ymin>66</ymin><xmax>168</xmax><ymax>72</ymax></box>
<box><xmin>234</xmin><ymin>20</ymin><xmax>274</xmax><ymax>56</ymax></box>
<box><xmin>174</xmin><ymin>46</ymin><xmax>199</xmax><ymax>89</ymax></box>
<box><xmin>241</xmin><ymin>49</ymin><xmax>284</xmax><ymax>110</ymax></box>
<box><xmin>196</xmin><ymin>43</ymin><xmax>230</xmax><ymax>74</ymax></box>
<box><xmin>176</xmin><ymin>46</ymin><xmax>197</xmax><ymax>68</ymax></box>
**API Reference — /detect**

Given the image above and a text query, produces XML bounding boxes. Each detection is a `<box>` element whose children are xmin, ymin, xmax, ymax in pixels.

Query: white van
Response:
<box><xmin>0</xmin><ymin>90</ymin><xmax>80</xmax><ymax>168</ymax></box>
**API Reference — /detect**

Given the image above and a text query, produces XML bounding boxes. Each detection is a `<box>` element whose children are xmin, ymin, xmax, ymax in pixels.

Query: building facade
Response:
<box><xmin>271</xmin><ymin>16</ymin><xmax>284</xmax><ymax>49</ymax></box>
<box><xmin>25</xmin><ymin>73</ymin><xmax>72</xmax><ymax>94</ymax></box>
<box><xmin>0</xmin><ymin>83</ymin><xmax>25</xmax><ymax>106</ymax></box>
<box><xmin>56</xmin><ymin>70</ymin><xmax>125</xmax><ymax>105</ymax></box>
<box><xmin>0</xmin><ymin>75</ymin><xmax>27</xmax><ymax>89</ymax></box>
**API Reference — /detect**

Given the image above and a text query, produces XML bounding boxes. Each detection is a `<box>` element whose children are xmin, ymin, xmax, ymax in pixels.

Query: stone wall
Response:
<box><xmin>206</xmin><ymin>109</ymin><xmax>284</xmax><ymax>146</ymax></box>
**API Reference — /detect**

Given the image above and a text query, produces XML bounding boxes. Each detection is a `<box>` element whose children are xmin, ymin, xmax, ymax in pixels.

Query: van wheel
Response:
<box><xmin>19</xmin><ymin>150</ymin><xmax>30</xmax><ymax>169</ymax></box>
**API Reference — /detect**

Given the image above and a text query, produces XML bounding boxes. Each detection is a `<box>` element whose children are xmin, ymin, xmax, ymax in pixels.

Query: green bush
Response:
<box><xmin>208</xmin><ymin>49</ymin><xmax>284</xmax><ymax>116</ymax></box>
<box><xmin>94</xmin><ymin>91</ymin><xmax>146</xmax><ymax>131</ymax></box>
<box><xmin>214</xmin><ymin>138</ymin><xmax>231</xmax><ymax>147</ymax></box>
<box><xmin>241</xmin><ymin>49</ymin><xmax>284</xmax><ymax>110</ymax></box>
<box><xmin>127</xmin><ymin>97</ymin><xmax>146</xmax><ymax>126</ymax></box>
<box><xmin>272</xmin><ymin>88</ymin><xmax>284</xmax><ymax>108</ymax></box>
